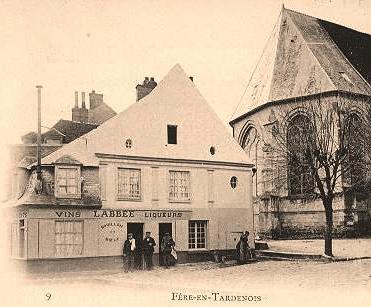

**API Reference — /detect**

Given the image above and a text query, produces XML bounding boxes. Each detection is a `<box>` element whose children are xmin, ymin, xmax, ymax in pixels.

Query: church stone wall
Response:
<box><xmin>231</xmin><ymin>92</ymin><xmax>371</xmax><ymax>238</ymax></box>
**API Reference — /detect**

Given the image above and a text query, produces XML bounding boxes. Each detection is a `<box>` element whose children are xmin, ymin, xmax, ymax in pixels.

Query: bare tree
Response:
<box><xmin>268</xmin><ymin>95</ymin><xmax>370</xmax><ymax>257</ymax></box>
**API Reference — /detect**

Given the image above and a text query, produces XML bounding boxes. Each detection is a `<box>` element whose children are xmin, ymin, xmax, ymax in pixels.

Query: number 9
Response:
<box><xmin>46</xmin><ymin>293</ymin><xmax>51</xmax><ymax>301</ymax></box>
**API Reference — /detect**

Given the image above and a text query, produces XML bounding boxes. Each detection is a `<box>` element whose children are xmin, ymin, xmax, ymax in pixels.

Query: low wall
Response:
<box><xmin>255</xmin><ymin>194</ymin><xmax>370</xmax><ymax>239</ymax></box>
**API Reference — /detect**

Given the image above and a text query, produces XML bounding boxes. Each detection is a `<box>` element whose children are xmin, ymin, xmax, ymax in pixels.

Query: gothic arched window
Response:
<box><xmin>287</xmin><ymin>114</ymin><xmax>315</xmax><ymax>196</ymax></box>
<box><xmin>240</xmin><ymin>126</ymin><xmax>259</xmax><ymax>197</ymax></box>
<box><xmin>344</xmin><ymin>113</ymin><xmax>365</xmax><ymax>187</ymax></box>
<box><xmin>241</xmin><ymin>126</ymin><xmax>258</xmax><ymax>154</ymax></box>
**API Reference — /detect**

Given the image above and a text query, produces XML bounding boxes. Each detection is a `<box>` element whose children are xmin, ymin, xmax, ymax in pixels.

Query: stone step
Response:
<box><xmin>255</xmin><ymin>250</ymin><xmax>323</xmax><ymax>260</ymax></box>
<box><xmin>255</xmin><ymin>241</ymin><xmax>269</xmax><ymax>250</ymax></box>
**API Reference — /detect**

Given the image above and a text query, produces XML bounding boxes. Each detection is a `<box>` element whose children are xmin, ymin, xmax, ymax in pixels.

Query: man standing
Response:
<box><xmin>161</xmin><ymin>232</ymin><xmax>175</xmax><ymax>269</ymax></box>
<box><xmin>123</xmin><ymin>233</ymin><xmax>136</xmax><ymax>272</ymax></box>
<box><xmin>142</xmin><ymin>231</ymin><xmax>156</xmax><ymax>270</ymax></box>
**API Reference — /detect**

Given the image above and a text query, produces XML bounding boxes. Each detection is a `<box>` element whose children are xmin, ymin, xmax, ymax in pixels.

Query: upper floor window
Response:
<box><xmin>287</xmin><ymin>114</ymin><xmax>315</xmax><ymax>196</ymax></box>
<box><xmin>169</xmin><ymin>170</ymin><xmax>190</xmax><ymax>202</ymax></box>
<box><xmin>55</xmin><ymin>165</ymin><xmax>81</xmax><ymax>199</ymax></box>
<box><xmin>117</xmin><ymin>168</ymin><xmax>141</xmax><ymax>200</ymax></box>
<box><xmin>167</xmin><ymin>125</ymin><xmax>177</xmax><ymax>144</ymax></box>
<box><xmin>125</xmin><ymin>139</ymin><xmax>132</xmax><ymax>148</ymax></box>
<box><xmin>230</xmin><ymin>176</ymin><xmax>238</xmax><ymax>189</ymax></box>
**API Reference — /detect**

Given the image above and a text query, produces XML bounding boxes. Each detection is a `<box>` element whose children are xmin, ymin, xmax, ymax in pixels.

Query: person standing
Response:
<box><xmin>244</xmin><ymin>231</ymin><xmax>253</xmax><ymax>259</ymax></box>
<box><xmin>236</xmin><ymin>233</ymin><xmax>249</xmax><ymax>264</ymax></box>
<box><xmin>123</xmin><ymin>233</ymin><xmax>136</xmax><ymax>272</ymax></box>
<box><xmin>161</xmin><ymin>232</ymin><xmax>175</xmax><ymax>268</ymax></box>
<box><xmin>142</xmin><ymin>231</ymin><xmax>156</xmax><ymax>270</ymax></box>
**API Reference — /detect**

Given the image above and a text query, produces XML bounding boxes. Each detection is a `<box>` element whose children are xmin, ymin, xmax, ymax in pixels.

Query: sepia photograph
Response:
<box><xmin>0</xmin><ymin>0</ymin><xmax>370</xmax><ymax>306</ymax></box>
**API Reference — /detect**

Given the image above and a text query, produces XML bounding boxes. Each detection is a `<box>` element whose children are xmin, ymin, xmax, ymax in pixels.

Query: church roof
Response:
<box><xmin>231</xmin><ymin>8</ymin><xmax>371</xmax><ymax>123</ymax></box>
<box><xmin>39</xmin><ymin>64</ymin><xmax>251</xmax><ymax>167</ymax></box>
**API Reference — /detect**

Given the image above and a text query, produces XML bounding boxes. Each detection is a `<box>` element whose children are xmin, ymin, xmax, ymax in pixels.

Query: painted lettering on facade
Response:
<box><xmin>93</xmin><ymin>210</ymin><xmax>134</xmax><ymax>218</ymax></box>
<box><xmin>52</xmin><ymin>209</ymin><xmax>190</xmax><ymax>220</ymax></box>
<box><xmin>55</xmin><ymin>211</ymin><xmax>81</xmax><ymax>218</ymax></box>
<box><xmin>100</xmin><ymin>222</ymin><xmax>124</xmax><ymax>242</ymax></box>
<box><xmin>144</xmin><ymin>211</ymin><xmax>183</xmax><ymax>218</ymax></box>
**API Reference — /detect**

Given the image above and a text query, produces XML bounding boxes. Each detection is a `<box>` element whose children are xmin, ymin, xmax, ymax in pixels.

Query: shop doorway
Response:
<box><xmin>159</xmin><ymin>223</ymin><xmax>172</xmax><ymax>266</ymax></box>
<box><xmin>127</xmin><ymin>223</ymin><xmax>144</xmax><ymax>269</ymax></box>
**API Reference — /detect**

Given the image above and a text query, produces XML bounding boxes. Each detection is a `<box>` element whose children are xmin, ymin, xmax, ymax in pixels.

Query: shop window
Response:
<box><xmin>188</xmin><ymin>220</ymin><xmax>207</xmax><ymax>249</ymax></box>
<box><xmin>169</xmin><ymin>170</ymin><xmax>190</xmax><ymax>202</ymax></box>
<box><xmin>55</xmin><ymin>221</ymin><xmax>83</xmax><ymax>257</ymax></box>
<box><xmin>55</xmin><ymin>165</ymin><xmax>81</xmax><ymax>199</ymax></box>
<box><xmin>117</xmin><ymin>168</ymin><xmax>141</xmax><ymax>200</ymax></box>
<box><xmin>230</xmin><ymin>176</ymin><xmax>238</xmax><ymax>189</ymax></box>
<box><xmin>167</xmin><ymin>125</ymin><xmax>177</xmax><ymax>144</ymax></box>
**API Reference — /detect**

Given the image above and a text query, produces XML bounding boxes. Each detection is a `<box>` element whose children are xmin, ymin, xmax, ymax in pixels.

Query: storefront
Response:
<box><xmin>9</xmin><ymin>205</ymin><xmax>251</xmax><ymax>273</ymax></box>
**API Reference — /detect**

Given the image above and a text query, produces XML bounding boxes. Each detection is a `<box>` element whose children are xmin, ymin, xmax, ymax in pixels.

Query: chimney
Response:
<box><xmin>81</xmin><ymin>92</ymin><xmax>86</xmax><ymax>109</ymax></box>
<box><xmin>89</xmin><ymin>90</ymin><xmax>104</xmax><ymax>109</ymax></box>
<box><xmin>74</xmin><ymin>91</ymin><xmax>79</xmax><ymax>107</ymax></box>
<box><xmin>72</xmin><ymin>91</ymin><xmax>81</xmax><ymax>122</ymax></box>
<box><xmin>80</xmin><ymin>91</ymin><xmax>88</xmax><ymax>123</ymax></box>
<box><xmin>136</xmin><ymin>76</ymin><xmax>157</xmax><ymax>101</ymax></box>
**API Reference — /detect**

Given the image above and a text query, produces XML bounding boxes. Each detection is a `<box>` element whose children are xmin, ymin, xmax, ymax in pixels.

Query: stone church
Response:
<box><xmin>230</xmin><ymin>7</ymin><xmax>371</xmax><ymax>238</ymax></box>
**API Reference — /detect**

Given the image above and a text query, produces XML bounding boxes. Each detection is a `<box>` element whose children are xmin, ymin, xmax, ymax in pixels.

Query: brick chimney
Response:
<box><xmin>72</xmin><ymin>91</ymin><xmax>81</xmax><ymax>122</ymax></box>
<box><xmin>80</xmin><ymin>92</ymin><xmax>88</xmax><ymax>123</ymax></box>
<box><xmin>89</xmin><ymin>90</ymin><xmax>104</xmax><ymax>109</ymax></box>
<box><xmin>136</xmin><ymin>77</ymin><xmax>157</xmax><ymax>101</ymax></box>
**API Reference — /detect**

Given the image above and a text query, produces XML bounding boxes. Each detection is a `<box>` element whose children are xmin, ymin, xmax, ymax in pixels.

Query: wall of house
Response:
<box><xmin>10</xmin><ymin>159</ymin><xmax>253</xmax><ymax>272</ymax></box>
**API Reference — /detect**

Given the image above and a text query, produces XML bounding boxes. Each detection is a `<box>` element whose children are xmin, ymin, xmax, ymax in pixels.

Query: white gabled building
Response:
<box><xmin>8</xmin><ymin>64</ymin><xmax>254</xmax><ymax>272</ymax></box>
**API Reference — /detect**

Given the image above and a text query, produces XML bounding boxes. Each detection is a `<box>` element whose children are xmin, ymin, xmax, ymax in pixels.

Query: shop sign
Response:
<box><xmin>49</xmin><ymin>209</ymin><xmax>191</xmax><ymax>220</ymax></box>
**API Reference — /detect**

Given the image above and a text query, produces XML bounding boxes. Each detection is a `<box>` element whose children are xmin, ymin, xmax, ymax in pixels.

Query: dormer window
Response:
<box><xmin>167</xmin><ymin>125</ymin><xmax>177</xmax><ymax>144</ymax></box>
<box><xmin>55</xmin><ymin>165</ymin><xmax>81</xmax><ymax>199</ymax></box>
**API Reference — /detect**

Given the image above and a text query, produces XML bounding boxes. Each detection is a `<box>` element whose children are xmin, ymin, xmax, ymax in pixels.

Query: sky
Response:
<box><xmin>1</xmin><ymin>0</ymin><xmax>370</xmax><ymax>147</ymax></box>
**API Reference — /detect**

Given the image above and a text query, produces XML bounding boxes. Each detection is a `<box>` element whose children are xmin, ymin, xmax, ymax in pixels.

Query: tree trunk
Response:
<box><xmin>324</xmin><ymin>200</ymin><xmax>334</xmax><ymax>257</ymax></box>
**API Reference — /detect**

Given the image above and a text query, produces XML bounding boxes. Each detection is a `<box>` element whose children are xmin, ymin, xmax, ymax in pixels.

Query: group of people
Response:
<box><xmin>236</xmin><ymin>231</ymin><xmax>253</xmax><ymax>264</ymax></box>
<box><xmin>123</xmin><ymin>230</ymin><xmax>252</xmax><ymax>272</ymax></box>
<box><xmin>123</xmin><ymin>231</ymin><xmax>176</xmax><ymax>272</ymax></box>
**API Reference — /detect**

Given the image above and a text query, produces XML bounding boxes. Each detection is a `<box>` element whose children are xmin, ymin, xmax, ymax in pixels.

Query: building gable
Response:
<box><xmin>40</xmin><ymin>64</ymin><xmax>251</xmax><ymax>167</ymax></box>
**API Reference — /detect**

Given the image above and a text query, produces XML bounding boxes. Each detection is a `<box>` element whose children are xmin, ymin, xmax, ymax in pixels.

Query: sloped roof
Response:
<box><xmin>17</xmin><ymin>156</ymin><xmax>37</xmax><ymax>168</ymax></box>
<box><xmin>54</xmin><ymin>155</ymin><xmax>82</xmax><ymax>165</ymax></box>
<box><xmin>231</xmin><ymin>8</ymin><xmax>371</xmax><ymax>122</ymax></box>
<box><xmin>42</xmin><ymin>119</ymin><xmax>99</xmax><ymax>144</ymax></box>
<box><xmin>88</xmin><ymin>102</ymin><xmax>117</xmax><ymax>125</ymax></box>
<box><xmin>40</xmin><ymin>64</ymin><xmax>251</xmax><ymax>167</ymax></box>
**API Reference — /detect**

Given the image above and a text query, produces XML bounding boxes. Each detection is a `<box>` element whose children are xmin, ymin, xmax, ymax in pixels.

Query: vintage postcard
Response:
<box><xmin>0</xmin><ymin>1</ymin><xmax>370</xmax><ymax>306</ymax></box>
